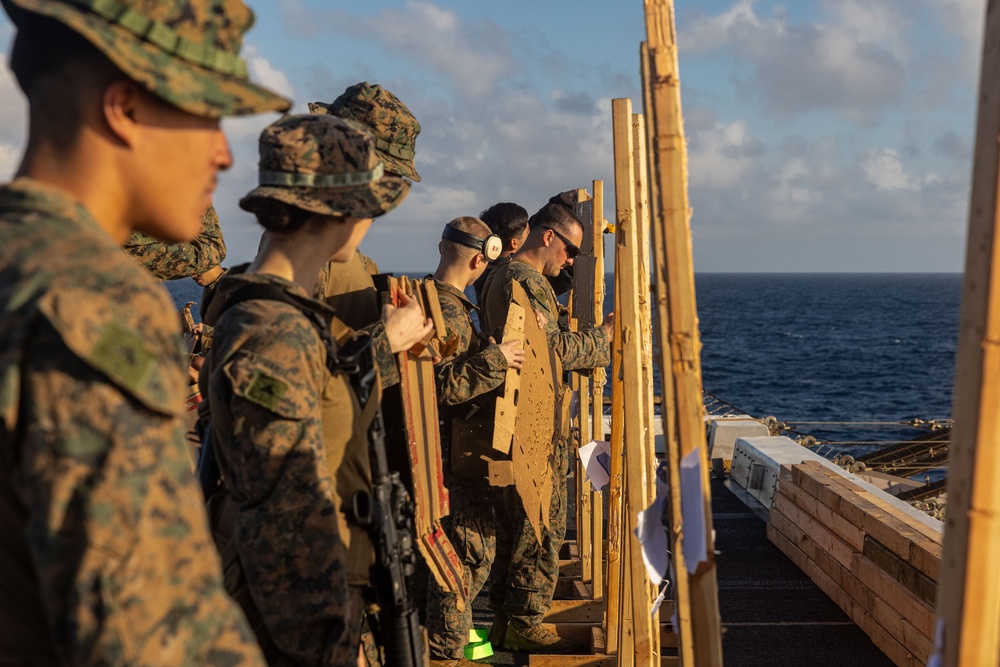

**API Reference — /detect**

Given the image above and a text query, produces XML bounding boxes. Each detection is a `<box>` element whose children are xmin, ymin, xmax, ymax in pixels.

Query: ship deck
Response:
<box><xmin>473</xmin><ymin>472</ymin><xmax>894</xmax><ymax>666</ymax></box>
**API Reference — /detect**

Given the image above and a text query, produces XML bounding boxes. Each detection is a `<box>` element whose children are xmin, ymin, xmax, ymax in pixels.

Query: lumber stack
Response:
<box><xmin>767</xmin><ymin>460</ymin><xmax>942</xmax><ymax>667</ymax></box>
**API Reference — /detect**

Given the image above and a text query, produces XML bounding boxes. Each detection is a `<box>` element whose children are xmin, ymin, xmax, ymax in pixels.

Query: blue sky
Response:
<box><xmin>0</xmin><ymin>0</ymin><xmax>985</xmax><ymax>272</ymax></box>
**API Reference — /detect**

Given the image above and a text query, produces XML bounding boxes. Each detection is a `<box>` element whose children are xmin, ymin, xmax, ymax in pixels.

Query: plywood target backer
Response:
<box><xmin>505</xmin><ymin>280</ymin><xmax>558</xmax><ymax>545</ymax></box>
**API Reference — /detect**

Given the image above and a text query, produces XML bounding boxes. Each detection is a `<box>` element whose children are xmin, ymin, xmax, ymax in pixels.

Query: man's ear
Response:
<box><xmin>102</xmin><ymin>80</ymin><xmax>144</xmax><ymax>148</ymax></box>
<box><xmin>471</xmin><ymin>253</ymin><xmax>486</xmax><ymax>271</ymax></box>
<box><xmin>509</xmin><ymin>236</ymin><xmax>521</xmax><ymax>253</ymax></box>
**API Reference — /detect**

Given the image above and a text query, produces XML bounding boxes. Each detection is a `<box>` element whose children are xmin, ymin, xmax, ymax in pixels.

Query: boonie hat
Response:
<box><xmin>309</xmin><ymin>82</ymin><xmax>422</xmax><ymax>182</ymax></box>
<box><xmin>239</xmin><ymin>114</ymin><xmax>411</xmax><ymax>220</ymax></box>
<box><xmin>2</xmin><ymin>0</ymin><xmax>291</xmax><ymax>118</ymax></box>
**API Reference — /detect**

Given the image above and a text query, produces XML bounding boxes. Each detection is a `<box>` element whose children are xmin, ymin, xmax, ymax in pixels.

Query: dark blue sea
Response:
<box><xmin>168</xmin><ymin>272</ymin><xmax>961</xmax><ymax>453</ymax></box>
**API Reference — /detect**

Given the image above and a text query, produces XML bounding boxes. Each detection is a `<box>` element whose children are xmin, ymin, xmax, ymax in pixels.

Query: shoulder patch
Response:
<box><xmin>91</xmin><ymin>321</ymin><xmax>156</xmax><ymax>391</ymax></box>
<box><xmin>245</xmin><ymin>370</ymin><xmax>289</xmax><ymax>411</ymax></box>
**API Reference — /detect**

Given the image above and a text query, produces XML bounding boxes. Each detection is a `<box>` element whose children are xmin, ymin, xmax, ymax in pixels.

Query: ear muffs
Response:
<box><xmin>442</xmin><ymin>225</ymin><xmax>503</xmax><ymax>262</ymax></box>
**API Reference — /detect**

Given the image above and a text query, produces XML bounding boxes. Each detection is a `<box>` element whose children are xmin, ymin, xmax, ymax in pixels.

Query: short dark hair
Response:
<box><xmin>9</xmin><ymin>13</ymin><xmax>128</xmax><ymax>148</ymax></box>
<box><xmin>247</xmin><ymin>199</ymin><xmax>315</xmax><ymax>235</ymax></box>
<box><xmin>479</xmin><ymin>202</ymin><xmax>528</xmax><ymax>249</ymax></box>
<box><xmin>527</xmin><ymin>201</ymin><xmax>583</xmax><ymax>237</ymax></box>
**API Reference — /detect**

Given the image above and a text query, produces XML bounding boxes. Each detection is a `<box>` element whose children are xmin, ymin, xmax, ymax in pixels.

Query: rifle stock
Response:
<box><xmin>340</xmin><ymin>333</ymin><xmax>426</xmax><ymax>667</ymax></box>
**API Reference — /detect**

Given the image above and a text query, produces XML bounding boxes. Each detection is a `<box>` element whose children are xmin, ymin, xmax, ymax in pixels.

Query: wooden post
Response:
<box><xmin>574</xmin><ymin>189</ymin><xmax>596</xmax><ymax>593</ymax></box>
<box><xmin>591</xmin><ymin>179</ymin><xmax>607</xmax><ymax>601</ymax></box>
<box><xmin>641</xmin><ymin>1</ymin><xmax>724</xmax><ymax>664</ymax></box>
<box><xmin>605</xmin><ymin>201</ymin><xmax>627</xmax><ymax>654</ymax></box>
<box><xmin>612</xmin><ymin>96</ymin><xmax>658</xmax><ymax>665</ymax></box>
<box><xmin>937</xmin><ymin>2</ymin><xmax>1000</xmax><ymax>665</ymax></box>
<box><xmin>632</xmin><ymin>113</ymin><xmax>658</xmax><ymax>509</ymax></box>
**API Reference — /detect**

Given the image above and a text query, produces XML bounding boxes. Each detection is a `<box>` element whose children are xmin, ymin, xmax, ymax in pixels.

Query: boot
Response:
<box><xmin>502</xmin><ymin>623</ymin><xmax>583</xmax><ymax>654</ymax></box>
<box><xmin>487</xmin><ymin>611</ymin><xmax>508</xmax><ymax>647</ymax></box>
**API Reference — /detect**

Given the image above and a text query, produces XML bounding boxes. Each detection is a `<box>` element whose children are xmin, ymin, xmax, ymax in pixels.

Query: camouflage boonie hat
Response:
<box><xmin>309</xmin><ymin>82</ymin><xmax>422</xmax><ymax>182</ymax></box>
<box><xmin>239</xmin><ymin>114</ymin><xmax>411</xmax><ymax>220</ymax></box>
<box><xmin>2</xmin><ymin>0</ymin><xmax>291</xmax><ymax>118</ymax></box>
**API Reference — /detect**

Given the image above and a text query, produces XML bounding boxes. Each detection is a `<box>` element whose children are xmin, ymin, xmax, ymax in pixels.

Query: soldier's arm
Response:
<box><xmin>433</xmin><ymin>311</ymin><xmax>508</xmax><ymax>405</ymax></box>
<box><xmin>15</xmin><ymin>304</ymin><xmax>265</xmax><ymax>665</ymax></box>
<box><xmin>123</xmin><ymin>206</ymin><xmax>227</xmax><ymax>281</ymax></box>
<box><xmin>358</xmin><ymin>319</ymin><xmax>400</xmax><ymax>388</ymax></box>
<box><xmin>218</xmin><ymin>319</ymin><xmax>355</xmax><ymax>666</ymax></box>
<box><xmin>517</xmin><ymin>273</ymin><xmax>611</xmax><ymax>371</ymax></box>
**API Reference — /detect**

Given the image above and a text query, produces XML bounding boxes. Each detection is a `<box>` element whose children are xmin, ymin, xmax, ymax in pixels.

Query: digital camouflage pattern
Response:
<box><xmin>2</xmin><ymin>0</ymin><xmax>290</xmax><ymax>118</ymax></box>
<box><xmin>479</xmin><ymin>257</ymin><xmax>606</xmax><ymax>631</ymax></box>
<box><xmin>425</xmin><ymin>279</ymin><xmax>506</xmax><ymax>659</ymax></box>
<box><xmin>310</xmin><ymin>82</ymin><xmax>422</xmax><ymax>181</ymax></box>
<box><xmin>432</xmin><ymin>279</ymin><xmax>507</xmax><ymax>405</ymax></box>
<box><xmin>480</xmin><ymin>256</ymin><xmax>610</xmax><ymax>371</ymax></box>
<box><xmin>203</xmin><ymin>271</ymin><xmax>366</xmax><ymax>666</ymax></box>
<box><xmin>124</xmin><ymin>205</ymin><xmax>226</xmax><ymax>281</ymax></box>
<box><xmin>426</xmin><ymin>496</ymin><xmax>497</xmax><ymax>659</ymax></box>
<box><xmin>0</xmin><ymin>178</ymin><xmax>265</xmax><ymax>665</ymax></box>
<box><xmin>490</xmin><ymin>437</ymin><xmax>569</xmax><ymax>629</ymax></box>
<box><xmin>240</xmin><ymin>114</ymin><xmax>410</xmax><ymax>220</ymax></box>
<box><xmin>315</xmin><ymin>250</ymin><xmax>399</xmax><ymax>388</ymax></box>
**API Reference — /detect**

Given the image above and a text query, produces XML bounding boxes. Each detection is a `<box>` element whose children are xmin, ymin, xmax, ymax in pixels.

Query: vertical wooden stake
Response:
<box><xmin>612</xmin><ymin>96</ymin><xmax>657</xmax><ymax>665</ymax></box>
<box><xmin>642</xmin><ymin>1</ymin><xmax>724</xmax><ymax>664</ymax></box>
<box><xmin>592</xmin><ymin>179</ymin><xmax>607</xmax><ymax>602</ymax></box>
<box><xmin>938</xmin><ymin>2</ymin><xmax>1000</xmax><ymax>665</ymax></box>
<box><xmin>573</xmin><ymin>189</ymin><xmax>596</xmax><ymax>593</ymax></box>
<box><xmin>605</xmin><ymin>205</ymin><xmax>626</xmax><ymax>654</ymax></box>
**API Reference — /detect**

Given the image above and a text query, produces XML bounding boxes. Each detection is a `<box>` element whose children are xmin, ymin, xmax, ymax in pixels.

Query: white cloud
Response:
<box><xmin>0</xmin><ymin>142</ymin><xmax>19</xmax><ymax>180</ymax></box>
<box><xmin>861</xmin><ymin>148</ymin><xmax>919</xmax><ymax>191</ymax></box>
<box><xmin>244</xmin><ymin>44</ymin><xmax>295</xmax><ymax>100</ymax></box>
<box><xmin>281</xmin><ymin>0</ymin><xmax>517</xmax><ymax>100</ymax></box>
<box><xmin>689</xmin><ymin>120</ymin><xmax>763</xmax><ymax>189</ymax></box>
<box><xmin>680</xmin><ymin>0</ymin><xmax>908</xmax><ymax>120</ymax></box>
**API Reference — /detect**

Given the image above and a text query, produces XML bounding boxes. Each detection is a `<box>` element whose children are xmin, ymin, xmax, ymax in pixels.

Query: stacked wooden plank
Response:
<box><xmin>767</xmin><ymin>460</ymin><xmax>943</xmax><ymax>667</ymax></box>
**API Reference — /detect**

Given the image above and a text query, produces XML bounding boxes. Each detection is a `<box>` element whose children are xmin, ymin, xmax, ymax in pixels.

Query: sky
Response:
<box><xmin>0</xmin><ymin>0</ymin><xmax>986</xmax><ymax>273</ymax></box>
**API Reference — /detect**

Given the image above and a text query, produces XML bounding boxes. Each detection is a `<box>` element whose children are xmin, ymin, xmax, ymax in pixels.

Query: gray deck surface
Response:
<box><xmin>458</xmin><ymin>472</ymin><xmax>894</xmax><ymax>666</ymax></box>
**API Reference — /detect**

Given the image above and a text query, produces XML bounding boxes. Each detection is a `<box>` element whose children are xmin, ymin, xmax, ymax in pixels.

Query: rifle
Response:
<box><xmin>340</xmin><ymin>333</ymin><xmax>426</xmax><ymax>667</ymax></box>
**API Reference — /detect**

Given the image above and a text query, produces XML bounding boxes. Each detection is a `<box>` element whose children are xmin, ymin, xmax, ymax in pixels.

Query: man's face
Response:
<box><xmin>130</xmin><ymin>93</ymin><xmax>232</xmax><ymax>243</ymax></box>
<box><xmin>542</xmin><ymin>223</ymin><xmax>582</xmax><ymax>277</ymax></box>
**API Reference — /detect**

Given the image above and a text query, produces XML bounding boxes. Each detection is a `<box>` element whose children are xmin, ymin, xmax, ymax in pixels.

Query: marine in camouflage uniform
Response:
<box><xmin>203</xmin><ymin>114</ymin><xmax>410</xmax><ymax>665</ymax></box>
<box><xmin>423</xmin><ymin>218</ymin><xmax>514</xmax><ymax>664</ymax></box>
<box><xmin>124</xmin><ymin>205</ymin><xmax>227</xmax><ymax>281</ymax></box>
<box><xmin>309</xmin><ymin>82</ymin><xmax>424</xmax><ymax>389</ymax></box>
<box><xmin>0</xmin><ymin>0</ymin><xmax>289</xmax><ymax>664</ymax></box>
<box><xmin>479</xmin><ymin>203</ymin><xmax>611</xmax><ymax>653</ymax></box>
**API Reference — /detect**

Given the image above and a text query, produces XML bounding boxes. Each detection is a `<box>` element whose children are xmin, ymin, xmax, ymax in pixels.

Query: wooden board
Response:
<box><xmin>492</xmin><ymin>302</ymin><xmax>526</xmax><ymax>455</ymax></box>
<box><xmin>938</xmin><ymin>3</ymin><xmax>1000</xmax><ymax>662</ymax></box>
<box><xmin>641</xmin><ymin>5</ymin><xmax>724</xmax><ymax>662</ymax></box>
<box><xmin>506</xmin><ymin>280</ymin><xmax>558</xmax><ymax>544</ymax></box>
<box><xmin>612</xmin><ymin>99</ymin><xmax>659</xmax><ymax>664</ymax></box>
<box><xmin>389</xmin><ymin>276</ymin><xmax>467</xmax><ymax>608</ymax></box>
<box><xmin>590</xmin><ymin>180</ymin><xmax>606</xmax><ymax>602</ymax></box>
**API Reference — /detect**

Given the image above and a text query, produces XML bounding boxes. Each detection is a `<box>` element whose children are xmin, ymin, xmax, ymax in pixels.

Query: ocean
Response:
<box><xmin>168</xmin><ymin>272</ymin><xmax>961</xmax><ymax>455</ymax></box>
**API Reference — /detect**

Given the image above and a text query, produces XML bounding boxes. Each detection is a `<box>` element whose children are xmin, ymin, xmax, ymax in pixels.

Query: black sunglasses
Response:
<box><xmin>543</xmin><ymin>226</ymin><xmax>580</xmax><ymax>259</ymax></box>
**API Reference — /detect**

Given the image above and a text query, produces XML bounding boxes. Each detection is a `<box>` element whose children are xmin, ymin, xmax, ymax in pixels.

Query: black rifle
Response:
<box><xmin>339</xmin><ymin>333</ymin><xmax>426</xmax><ymax>667</ymax></box>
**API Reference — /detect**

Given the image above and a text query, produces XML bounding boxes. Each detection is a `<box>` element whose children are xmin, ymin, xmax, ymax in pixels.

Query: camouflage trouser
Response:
<box><xmin>426</xmin><ymin>492</ymin><xmax>497</xmax><ymax>659</ymax></box>
<box><xmin>490</xmin><ymin>436</ymin><xmax>569</xmax><ymax>628</ymax></box>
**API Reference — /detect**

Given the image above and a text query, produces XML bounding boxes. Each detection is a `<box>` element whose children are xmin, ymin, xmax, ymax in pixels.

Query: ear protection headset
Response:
<box><xmin>442</xmin><ymin>225</ymin><xmax>503</xmax><ymax>262</ymax></box>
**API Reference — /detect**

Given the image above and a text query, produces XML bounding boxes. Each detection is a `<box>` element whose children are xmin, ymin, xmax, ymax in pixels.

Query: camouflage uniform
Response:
<box><xmin>314</xmin><ymin>250</ymin><xmax>399</xmax><ymax>388</ymax></box>
<box><xmin>124</xmin><ymin>205</ymin><xmax>226</xmax><ymax>281</ymax></box>
<box><xmin>202</xmin><ymin>114</ymin><xmax>409</xmax><ymax>665</ymax></box>
<box><xmin>425</xmin><ymin>279</ymin><xmax>508</xmax><ymax>660</ymax></box>
<box><xmin>0</xmin><ymin>0</ymin><xmax>288</xmax><ymax>663</ymax></box>
<box><xmin>203</xmin><ymin>272</ymin><xmax>372</xmax><ymax>666</ymax></box>
<box><xmin>0</xmin><ymin>179</ymin><xmax>266</xmax><ymax>665</ymax></box>
<box><xmin>309</xmin><ymin>83</ymin><xmax>423</xmax><ymax>390</ymax></box>
<box><xmin>480</xmin><ymin>257</ymin><xmax>610</xmax><ymax>632</ymax></box>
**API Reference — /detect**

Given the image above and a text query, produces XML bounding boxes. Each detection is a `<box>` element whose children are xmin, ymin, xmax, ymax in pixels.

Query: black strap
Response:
<box><xmin>218</xmin><ymin>283</ymin><xmax>342</xmax><ymax>374</ymax></box>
